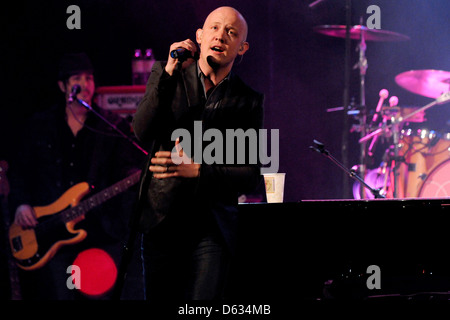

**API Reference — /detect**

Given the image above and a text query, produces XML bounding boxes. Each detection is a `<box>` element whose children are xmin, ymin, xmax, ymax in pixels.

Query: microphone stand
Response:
<box><xmin>75</xmin><ymin>98</ymin><xmax>148</xmax><ymax>156</ymax></box>
<box><xmin>310</xmin><ymin>140</ymin><xmax>385</xmax><ymax>199</ymax></box>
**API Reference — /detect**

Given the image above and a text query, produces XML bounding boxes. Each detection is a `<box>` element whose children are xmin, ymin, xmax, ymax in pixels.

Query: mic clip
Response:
<box><xmin>68</xmin><ymin>84</ymin><xmax>81</xmax><ymax>104</ymax></box>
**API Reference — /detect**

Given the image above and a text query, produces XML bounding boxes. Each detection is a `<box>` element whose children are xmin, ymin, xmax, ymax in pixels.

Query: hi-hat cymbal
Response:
<box><xmin>395</xmin><ymin>69</ymin><xmax>450</xmax><ymax>99</ymax></box>
<box><xmin>313</xmin><ymin>25</ymin><xmax>410</xmax><ymax>42</ymax></box>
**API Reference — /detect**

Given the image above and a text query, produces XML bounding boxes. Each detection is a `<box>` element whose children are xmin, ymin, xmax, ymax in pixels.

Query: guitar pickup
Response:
<box><xmin>12</xmin><ymin>236</ymin><xmax>23</xmax><ymax>252</ymax></box>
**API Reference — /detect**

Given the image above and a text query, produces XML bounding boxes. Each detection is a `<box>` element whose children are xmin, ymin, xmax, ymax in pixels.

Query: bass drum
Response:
<box><xmin>418</xmin><ymin>158</ymin><xmax>450</xmax><ymax>198</ymax></box>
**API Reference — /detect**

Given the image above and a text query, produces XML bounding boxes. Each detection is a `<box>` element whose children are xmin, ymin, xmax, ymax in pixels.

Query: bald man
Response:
<box><xmin>132</xmin><ymin>6</ymin><xmax>264</xmax><ymax>300</ymax></box>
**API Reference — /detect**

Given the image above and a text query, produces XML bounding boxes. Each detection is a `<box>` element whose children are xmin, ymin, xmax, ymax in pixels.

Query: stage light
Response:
<box><xmin>72</xmin><ymin>248</ymin><xmax>118</xmax><ymax>297</ymax></box>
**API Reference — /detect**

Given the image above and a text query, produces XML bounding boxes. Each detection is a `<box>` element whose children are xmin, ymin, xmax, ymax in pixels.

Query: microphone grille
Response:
<box><xmin>389</xmin><ymin>96</ymin><xmax>399</xmax><ymax>106</ymax></box>
<box><xmin>379</xmin><ymin>89</ymin><xmax>389</xmax><ymax>99</ymax></box>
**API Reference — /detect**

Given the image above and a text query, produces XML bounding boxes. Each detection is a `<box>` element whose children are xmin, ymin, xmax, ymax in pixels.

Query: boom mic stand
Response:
<box><xmin>75</xmin><ymin>98</ymin><xmax>148</xmax><ymax>156</ymax></box>
<box><xmin>310</xmin><ymin>139</ymin><xmax>385</xmax><ymax>199</ymax></box>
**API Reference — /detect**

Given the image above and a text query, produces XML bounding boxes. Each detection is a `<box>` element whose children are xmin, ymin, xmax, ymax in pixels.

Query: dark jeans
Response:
<box><xmin>141</xmin><ymin>219</ymin><xmax>230</xmax><ymax>301</ymax></box>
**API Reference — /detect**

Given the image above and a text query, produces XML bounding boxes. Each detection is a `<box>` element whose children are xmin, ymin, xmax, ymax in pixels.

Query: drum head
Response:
<box><xmin>418</xmin><ymin>159</ymin><xmax>450</xmax><ymax>198</ymax></box>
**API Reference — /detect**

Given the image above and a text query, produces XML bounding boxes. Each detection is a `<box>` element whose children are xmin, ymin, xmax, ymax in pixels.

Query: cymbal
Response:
<box><xmin>395</xmin><ymin>69</ymin><xmax>450</xmax><ymax>99</ymax></box>
<box><xmin>313</xmin><ymin>25</ymin><xmax>410</xmax><ymax>42</ymax></box>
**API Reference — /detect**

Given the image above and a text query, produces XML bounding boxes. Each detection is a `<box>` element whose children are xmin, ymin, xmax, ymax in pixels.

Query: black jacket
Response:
<box><xmin>133</xmin><ymin>61</ymin><xmax>264</xmax><ymax>251</ymax></box>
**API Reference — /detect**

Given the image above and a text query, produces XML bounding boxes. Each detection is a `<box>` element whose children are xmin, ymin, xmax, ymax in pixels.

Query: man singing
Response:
<box><xmin>133</xmin><ymin>6</ymin><xmax>264</xmax><ymax>300</ymax></box>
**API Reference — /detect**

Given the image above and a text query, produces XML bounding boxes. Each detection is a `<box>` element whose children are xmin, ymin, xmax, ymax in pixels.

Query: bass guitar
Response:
<box><xmin>9</xmin><ymin>170</ymin><xmax>141</xmax><ymax>270</ymax></box>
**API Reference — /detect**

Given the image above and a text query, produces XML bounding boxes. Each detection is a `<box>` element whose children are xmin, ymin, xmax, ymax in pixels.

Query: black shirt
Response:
<box><xmin>9</xmin><ymin>103</ymin><xmax>145</xmax><ymax>241</ymax></box>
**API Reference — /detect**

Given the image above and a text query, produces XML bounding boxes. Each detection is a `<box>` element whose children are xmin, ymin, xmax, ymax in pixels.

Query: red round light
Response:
<box><xmin>72</xmin><ymin>248</ymin><xmax>118</xmax><ymax>297</ymax></box>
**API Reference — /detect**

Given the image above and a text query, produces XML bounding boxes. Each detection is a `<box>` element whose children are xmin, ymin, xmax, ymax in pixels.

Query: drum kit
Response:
<box><xmin>314</xmin><ymin>25</ymin><xmax>450</xmax><ymax>199</ymax></box>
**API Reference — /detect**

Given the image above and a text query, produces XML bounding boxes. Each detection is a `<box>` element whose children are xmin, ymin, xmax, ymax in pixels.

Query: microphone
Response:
<box><xmin>170</xmin><ymin>48</ymin><xmax>199</xmax><ymax>62</ymax></box>
<box><xmin>368</xmin><ymin>89</ymin><xmax>388</xmax><ymax>156</ymax></box>
<box><xmin>371</xmin><ymin>89</ymin><xmax>389</xmax><ymax>123</ymax></box>
<box><xmin>68</xmin><ymin>84</ymin><xmax>81</xmax><ymax>103</ymax></box>
<box><xmin>389</xmin><ymin>96</ymin><xmax>399</xmax><ymax>107</ymax></box>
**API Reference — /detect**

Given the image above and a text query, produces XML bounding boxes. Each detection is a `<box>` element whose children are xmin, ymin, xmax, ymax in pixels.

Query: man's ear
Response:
<box><xmin>58</xmin><ymin>80</ymin><xmax>66</xmax><ymax>93</ymax></box>
<box><xmin>238</xmin><ymin>41</ymin><xmax>249</xmax><ymax>56</ymax></box>
<box><xmin>196</xmin><ymin>28</ymin><xmax>203</xmax><ymax>45</ymax></box>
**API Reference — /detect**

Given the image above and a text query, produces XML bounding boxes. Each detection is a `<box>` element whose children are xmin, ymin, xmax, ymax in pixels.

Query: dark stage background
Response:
<box><xmin>2</xmin><ymin>0</ymin><xmax>450</xmax><ymax>201</ymax></box>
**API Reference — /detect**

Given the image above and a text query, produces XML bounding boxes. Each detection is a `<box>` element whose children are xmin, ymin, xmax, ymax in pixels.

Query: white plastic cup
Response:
<box><xmin>263</xmin><ymin>173</ymin><xmax>285</xmax><ymax>203</ymax></box>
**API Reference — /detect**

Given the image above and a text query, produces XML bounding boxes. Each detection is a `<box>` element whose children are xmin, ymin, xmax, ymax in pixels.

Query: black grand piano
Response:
<box><xmin>229</xmin><ymin>198</ymin><xmax>450</xmax><ymax>300</ymax></box>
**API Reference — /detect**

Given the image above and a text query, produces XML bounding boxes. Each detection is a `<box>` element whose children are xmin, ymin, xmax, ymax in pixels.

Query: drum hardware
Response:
<box><xmin>401</xmin><ymin>128</ymin><xmax>440</xmax><ymax>153</ymax></box>
<box><xmin>394</xmin><ymin>69</ymin><xmax>450</xmax><ymax>196</ymax></box>
<box><xmin>314</xmin><ymin>25</ymin><xmax>450</xmax><ymax>199</ymax></box>
<box><xmin>310</xmin><ymin>139</ymin><xmax>386</xmax><ymax>199</ymax></box>
<box><xmin>418</xmin><ymin>173</ymin><xmax>427</xmax><ymax>181</ymax></box>
<box><xmin>326</xmin><ymin>98</ymin><xmax>362</xmax><ymax>115</ymax></box>
<box><xmin>361</xmin><ymin>92</ymin><xmax>450</xmax><ymax>146</ymax></box>
<box><xmin>314</xmin><ymin>25</ymin><xmax>410</xmax><ymax>198</ymax></box>
<box><xmin>360</xmin><ymin>91</ymin><xmax>450</xmax><ymax>198</ymax></box>
<box><xmin>352</xmin><ymin>161</ymin><xmax>390</xmax><ymax>199</ymax></box>
<box><xmin>391</xmin><ymin>116</ymin><xmax>402</xmax><ymax>198</ymax></box>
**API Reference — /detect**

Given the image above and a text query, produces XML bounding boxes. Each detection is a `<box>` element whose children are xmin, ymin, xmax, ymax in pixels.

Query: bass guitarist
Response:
<box><xmin>8</xmin><ymin>53</ymin><xmax>144</xmax><ymax>300</ymax></box>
